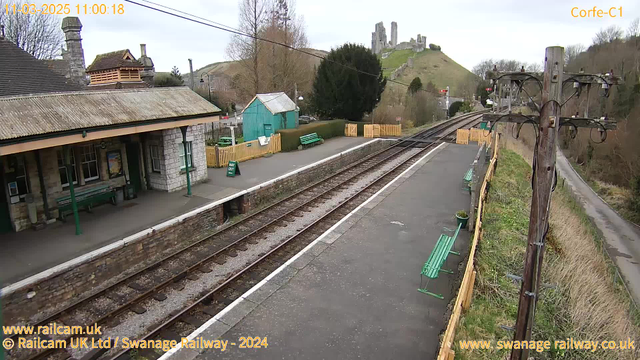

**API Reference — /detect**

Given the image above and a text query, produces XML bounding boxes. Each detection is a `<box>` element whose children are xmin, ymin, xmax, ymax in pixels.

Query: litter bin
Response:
<box><xmin>115</xmin><ymin>187</ymin><xmax>124</xmax><ymax>205</ymax></box>
<box><xmin>124</xmin><ymin>184</ymin><xmax>137</xmax><ymax>200</ymax></box>
<box><xmin>25</xmin><ymin>193</ymin><xmax>37</xmax><ymax>224</ymax></box>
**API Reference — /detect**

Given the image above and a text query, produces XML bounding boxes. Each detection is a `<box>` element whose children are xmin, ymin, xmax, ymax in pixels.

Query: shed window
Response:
<box><xmin>80</xmin><ymin>145</ymin><xmax>100</xmax><ymax>181</ymax></box>
<box><xmin>179</xmin><ymin>142</ymin><xmax>193</xmax><ymax>170</ymax></box>
<box><xmin>57</xmin><ymin>150</ymin><xmax>78</xmax><ymax>187</ymax></box>
<box><xmin>150</xmin><ymin>145</ymin><xmax>162</xmax><ymax>173</ymax></box>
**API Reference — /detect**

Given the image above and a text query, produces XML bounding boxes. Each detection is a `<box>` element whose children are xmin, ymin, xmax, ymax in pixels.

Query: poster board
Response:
<box><xmin>226</xmin><ymin>160</ymin><xmax>241</xmax><ymax>177</ymax></box>
<box><xmin>107</xmin><ymin>150</ymin><xmax>124</xmax><ymax>178</ymax></box>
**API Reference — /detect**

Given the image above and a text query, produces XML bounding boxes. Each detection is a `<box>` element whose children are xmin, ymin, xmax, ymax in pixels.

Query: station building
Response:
<box><xmin>0</xmin><ymin>22</ymin><xmax>220</xmax><ymax>234</ymax></box>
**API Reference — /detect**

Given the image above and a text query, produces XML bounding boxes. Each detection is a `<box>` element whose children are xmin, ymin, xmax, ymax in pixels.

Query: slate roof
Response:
<box><xmin>0</xmin><ymin>38</ymin><xmax>82</xmax><ymax>97</ymax></box>
<box><xmin>0</xmin><ymin>87</ymin><xmax>221</xmax><ymax>142</ymax></box>
<box><xmin>42</xmin><ymin>59</ymin><xmax>70</xmax><ymax>77</ymax></box>
<box><xmin>243</xmin><ymin>92</ymin><xmax>297</xmax><ymax>115</ymax></box>
<box><xmin>86</xmin><ymin>49</ymin><xmax>144</xmax><ymax>72</ymax></box>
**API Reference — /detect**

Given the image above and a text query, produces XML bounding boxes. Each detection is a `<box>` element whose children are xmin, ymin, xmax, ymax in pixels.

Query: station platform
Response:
<box><xmin>0</xmin><ymin>137</ymin><xmax>371</xmax><ymax>287</ymax></box>
<box><xmin>169</xmin><ymin>143</ymin><xmax>479</xmax><ymax>360</ymax></box>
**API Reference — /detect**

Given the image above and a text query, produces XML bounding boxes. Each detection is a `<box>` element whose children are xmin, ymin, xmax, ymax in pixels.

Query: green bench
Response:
<box><xmin>299</xmin><ymin>133</ymin><xmax>323</xmax><ymax>148</ymax></box>
<box><xmin>217</xmin><ymin>137</ymin><xmax>233</xmax><ymax>147</ymax></box>
<box><xmin>463</xmin><ymin>167</ymin><xmax>473</xmax><ymax>192</ymax></box>
<box><xmin>418</xmin><ymin>223</ymin><xmax>463</xmax><ymax>299</ymax></box>
<box><xmin>55</xmin><ymin>185</ymin><xmax>116</xmax><ymax>221</ymax></box>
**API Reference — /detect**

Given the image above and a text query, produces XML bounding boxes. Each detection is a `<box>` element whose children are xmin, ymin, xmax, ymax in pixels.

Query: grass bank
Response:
<box><xmin>453</xmin><ymin>148</ymin><xmax>639</xmax><ymax>360</ymax></box>
<box><xmin>567</xmin><ymin>158</ymin><xmax>640</xmax><ymax>225</ymax></box>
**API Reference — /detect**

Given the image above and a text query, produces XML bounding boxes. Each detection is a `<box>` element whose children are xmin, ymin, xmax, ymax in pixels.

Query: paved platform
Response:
<box><xmin>169</xmin><ymin>143</ymin><xmax>479</xmax><ymax>360</ymax></box>
<box><xmin>0</xmin><ymin>137</ymin><xmax>371</xmax><ymax>287</ymax></box>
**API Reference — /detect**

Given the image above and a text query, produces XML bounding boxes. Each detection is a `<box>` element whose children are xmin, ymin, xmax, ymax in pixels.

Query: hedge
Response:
<box><xmin>278</xmin><ymin>120</ymin><xmax>346</xmax><ymax>151</ymax></box>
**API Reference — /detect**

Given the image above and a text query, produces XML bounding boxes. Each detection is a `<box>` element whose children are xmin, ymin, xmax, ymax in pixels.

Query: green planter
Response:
<box><xmin>456</xmin><ymin>214</ymin><xmax>469</xmax><ymax>228</ymax></box>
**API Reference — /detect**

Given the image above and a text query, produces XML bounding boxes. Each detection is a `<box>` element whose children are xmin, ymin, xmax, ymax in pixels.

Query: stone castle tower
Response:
<box><xmin>390</xmin><ymin>22</ymin><xmax>398</xmax><ymax>47</ymax></box>
<box><xmin>371</xmin><ymin>22</ymin><xmax>388</xmax><ymax>55</ymax></box>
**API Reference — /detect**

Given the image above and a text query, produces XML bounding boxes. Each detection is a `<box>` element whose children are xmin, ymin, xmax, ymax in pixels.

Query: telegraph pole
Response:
<box><xmin>510</xmin><ymin>46</ymin><xmax>564</xmax><ymax>360</ymax></box>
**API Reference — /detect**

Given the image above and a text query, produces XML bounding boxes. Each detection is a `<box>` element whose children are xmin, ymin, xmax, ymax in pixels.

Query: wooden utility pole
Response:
<box><xmin>510</xmin><ymin>46</ymin><xmax>564</xmax><ymax>360</ymax></box>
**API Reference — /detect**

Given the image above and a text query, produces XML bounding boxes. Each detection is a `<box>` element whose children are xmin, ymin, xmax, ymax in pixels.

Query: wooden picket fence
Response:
<box><xmin>456</xmin><ymin>128</ymin><xmax>491</xmax><ymax>145</ymax></box>
<box><xmin>437</xmin><ymin>132</ymin><xmax>499</xmax><ymax>360</ymax></box>
<box><xmin>363</xmin><ymin>124</ymin><xmax>401</xmax><ymax>138</ymax></box>
<box><xmin>345</xmin><ymin>123</ymin><xmax>357</xmax><ymax>137</ymax></box>
<box><xmin>470</xmin><ymin>128</ymin><xmax>491</xmax><ymax>143</ymax></box>
<box><xmin>206</xmin><ymin>133</ymin><xmax>281</xmax><ymax>168</ymax></box>
<box><xmin>456</xmin><ymin>129</ymin><xmax>470</xmax><ymax>144</ymax></box>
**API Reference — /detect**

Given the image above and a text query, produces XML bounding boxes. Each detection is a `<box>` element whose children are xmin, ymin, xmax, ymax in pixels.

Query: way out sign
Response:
<box><xmin>226</xmin><ymin>160</ymin><xmax>241</xmax><ymax>177</ymax></box>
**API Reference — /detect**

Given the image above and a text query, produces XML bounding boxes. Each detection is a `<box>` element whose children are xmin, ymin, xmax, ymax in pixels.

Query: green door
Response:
<box><xmin>126</xmin><ymin>143</ymin><xmax>142</xmax><ymax>193</ymax></box>
<box><xmin>0</xmin><ymin>184</ymin><xmax>12</xmax><ymax>233</ymax></box>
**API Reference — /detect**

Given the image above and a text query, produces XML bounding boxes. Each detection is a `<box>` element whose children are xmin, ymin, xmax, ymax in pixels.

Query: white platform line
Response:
<box><xmin>1</xmin><ymin>139</ymin><xmax>387</xmax><ymax>297</ymax></box>
<box><xmin>157</xmin><ymin>142</ymin><xmax>446</xmax><ymax>360</ymax></box>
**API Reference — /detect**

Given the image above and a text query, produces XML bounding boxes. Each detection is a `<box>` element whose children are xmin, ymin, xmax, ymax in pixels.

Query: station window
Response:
<box><xmin>79</xmin><ymin>144</ymin><xmax>100</xmax><ymax>181</ymax></box>
<box><xmin>178</xmin><ymin>142</ymin><xmax>193</xmax><ymax>170</ymax></box>
<box><xmin>6</xmin><ymin>155</ymin><xmax>30</xmax><ymax>201</ymax></box>
<box><xmin>57</xmin><ymin>150</ymin><xmax>78</xmax><ymax>188</ymax></box>
<box><xmin>150</xmin><ymin>145</ymin><xmax>162</xmax><ymax>173</ymax></box>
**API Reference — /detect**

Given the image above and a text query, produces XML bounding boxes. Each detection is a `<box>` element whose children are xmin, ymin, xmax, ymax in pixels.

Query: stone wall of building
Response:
<box><xmin>161</xmin><ymin>124</ymin><xmax>208</xmax><ymax>192</ymax></box>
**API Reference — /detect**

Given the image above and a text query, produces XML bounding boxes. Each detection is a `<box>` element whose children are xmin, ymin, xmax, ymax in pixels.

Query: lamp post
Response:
<box><xmin>199</xmin><ymin>73</ymin><xmax>212</xmax><ymax>102</ymax></box>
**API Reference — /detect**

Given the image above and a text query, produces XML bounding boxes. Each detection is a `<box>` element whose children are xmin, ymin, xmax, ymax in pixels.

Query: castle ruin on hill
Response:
<box><xmin>371</xmin><ymin>21</ymin><xmax>426</xmax><ymax>55</ymax></box>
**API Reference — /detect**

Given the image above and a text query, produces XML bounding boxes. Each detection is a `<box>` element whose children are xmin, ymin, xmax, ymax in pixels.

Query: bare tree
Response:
<box><xmin>564</xmin><ymin>44</ymin><xmax>585</xmax><ymax>66</ymax></box>
<box><xmin>260</xmin><ymin>0</ymin><xmax>309</xmax><ymax>97</ymax></box>
<box><xmin>593</xmin><ymin>25</ymin><xmax>623</xmax><ymax>45</ymax></box>
<box><xmin>627</xmin><ymin>18</ymin><xmax>640</xmax><ymax>39</ymax></box>
<box><xmin>472</xmin><ymin>59</ymin><xmax>495</xmax><ymax>80</ymax></box>
<box><xmin>526</xmin><ymin>62</ymin><xmax>543</xmax><ymax>73</ymax></box>
<box><xmin>226</xmin><ymin>0</ymin><xmax>269</xmax><ymax>98</ymax></box>
<box><xmin>0</xmin><ymin>0</ymin><xmax>64</xmax><ymax>59</ymax></box>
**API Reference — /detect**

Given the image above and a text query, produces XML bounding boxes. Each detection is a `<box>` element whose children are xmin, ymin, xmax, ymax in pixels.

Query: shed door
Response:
<box><xmin>263</xmin><ymin>124</ymin><xmax>273</xmax><ymax>137</ymax></box>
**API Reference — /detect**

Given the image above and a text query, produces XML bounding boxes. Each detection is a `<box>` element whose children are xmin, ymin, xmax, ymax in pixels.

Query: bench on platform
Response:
<box><xmin>55</xmin><ymin>184</ymin><xmax>116</xmax><ymax>221</ymax></box>
<box><xmin>299</xmin><ymin>133</ymin><xmax>323</xmax><ymax>148</ymax></box>
<box><xmin>463</xmin><ymin>167</ymin><xmax>473</xmax><ymax>192</ymax></box>
<box><xmin>418</xmin><ymin>223</ymin><xmax>462</xmax><ymax>299</ymax></box>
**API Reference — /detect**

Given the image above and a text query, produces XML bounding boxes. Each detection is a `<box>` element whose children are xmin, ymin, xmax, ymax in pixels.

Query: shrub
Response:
<box><xmin>429</xmin><ymin>43</ymin><xmax>441</xmax><ymax>51</ymax></box>
<box><xmin>277</xmin><ymin>120</ymin><xmax>346</xmax><ymax>151</ymax></box>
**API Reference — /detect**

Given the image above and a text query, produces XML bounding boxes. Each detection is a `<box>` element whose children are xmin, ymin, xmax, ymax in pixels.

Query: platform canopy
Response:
<box><xmin>0</xmin><ymin>87</ymin><xmax>221</xmax><ymax>155</ymax></box>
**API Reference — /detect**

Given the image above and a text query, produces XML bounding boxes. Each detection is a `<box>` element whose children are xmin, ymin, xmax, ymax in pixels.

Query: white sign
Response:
<box><xmin>396</xmin><ymin>117</ymin><xmax>402</xmax><ymax>122</ymax></box>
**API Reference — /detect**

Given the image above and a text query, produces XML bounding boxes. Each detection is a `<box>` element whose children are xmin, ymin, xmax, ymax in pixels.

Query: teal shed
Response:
<box><xmin>241</xmin><ymin>92</ymin><xmax>298</xmax><ymax>141</ymax></box>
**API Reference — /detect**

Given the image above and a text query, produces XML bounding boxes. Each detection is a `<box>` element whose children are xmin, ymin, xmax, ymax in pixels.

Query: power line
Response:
<box><xmin>124</xmin><ymin>0</ymin><xmax>416</xmax><ymax>90</ymax></box>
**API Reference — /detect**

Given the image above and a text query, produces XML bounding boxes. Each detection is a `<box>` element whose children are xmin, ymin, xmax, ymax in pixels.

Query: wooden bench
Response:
<box><xmin>299</xmin><ymin>133</ymin><xmax>323</xmax><ymax>147</ymax></box>
<box><xmin>55</xmin><ymin>185</ymin><xmax>116</xmax><ymax>221</ymax></box>
<box><xmin>418</xmin><ymin>223</ymin><xmax>462</xmax><ymax>299</ymax></box>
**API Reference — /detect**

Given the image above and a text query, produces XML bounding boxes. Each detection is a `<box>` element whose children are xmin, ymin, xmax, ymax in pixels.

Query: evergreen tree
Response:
<box><xmin>311</xmin><ymin>44</ymin><xmax>386</xmax><ymax>121</ymax></box>
<box><xmin>408</xmin><ymin>77</ymin><xmax>423</xmax><ymax>94</ymax></box>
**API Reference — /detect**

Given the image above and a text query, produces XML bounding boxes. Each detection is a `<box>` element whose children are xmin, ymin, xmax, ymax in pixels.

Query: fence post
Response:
<box><xmin>214</xmin><ymin>145</ymin><xmax>220</xmax><ymax>168</ymax></box>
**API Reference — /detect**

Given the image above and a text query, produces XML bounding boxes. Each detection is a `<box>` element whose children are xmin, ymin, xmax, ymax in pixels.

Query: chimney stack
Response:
<box><xmin>138</xmin><ymin>43</ymin><xmax>155</xmax><ymax>86</ymax></box>
<box><xmin>61</xmin><ymin>17</ymin><xmax>87</xmax><ymax>86</ymax></box>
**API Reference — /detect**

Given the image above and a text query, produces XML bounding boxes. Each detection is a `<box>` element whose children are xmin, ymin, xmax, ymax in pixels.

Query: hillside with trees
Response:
<box><xmin>560</xmin><ymin>22</ymin><xmax>640</xmax><ymax>223</ymax></box>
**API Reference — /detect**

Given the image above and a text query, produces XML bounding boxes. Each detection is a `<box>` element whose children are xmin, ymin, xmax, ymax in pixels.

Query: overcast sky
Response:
<box><xmin>49</xmin><ymin>0</ymin><xmax>640</xmax><ymax>73</ymax></box>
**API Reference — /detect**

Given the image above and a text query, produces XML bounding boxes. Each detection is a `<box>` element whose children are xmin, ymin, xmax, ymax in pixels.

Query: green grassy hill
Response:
<box><xmin>381</xmin><ymin>49</ymin><xmax>476</xmax><ymax>95</ymax></box>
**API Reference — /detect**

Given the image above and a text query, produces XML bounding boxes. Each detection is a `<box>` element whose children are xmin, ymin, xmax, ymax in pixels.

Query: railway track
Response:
<box><xmin>6</xmin><ymin>112</ymin><xmax>483</xmax><ymax>360</ymax></box>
